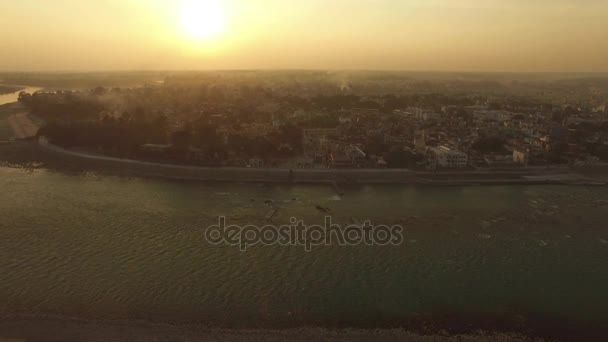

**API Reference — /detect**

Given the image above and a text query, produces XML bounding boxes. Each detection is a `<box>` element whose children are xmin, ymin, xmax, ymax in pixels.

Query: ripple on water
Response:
<box><xmin>1</xmin><ymin>167</ymin><xmax>608</xmax><ymax>330</ymax></box>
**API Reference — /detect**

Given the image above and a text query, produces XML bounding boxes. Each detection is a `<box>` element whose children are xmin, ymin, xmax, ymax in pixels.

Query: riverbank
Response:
<box><xmin>37</xmin><ymin>138</ymin><xmax>606</xmax><ymax>186</ymax></box>
<box><xmin>0</xmin><ymin>86</ymin><xmax>43</xmax><ymax>107</ymax></box>
<box><xmin>0</xmin><ymin>137</ymin><xmax>602</xmax><ymax>187</ymax></box>
<box><xmin>0</xmin><ymin>315</ymin><xmax>541</xmax><ymax>342</ymax></box>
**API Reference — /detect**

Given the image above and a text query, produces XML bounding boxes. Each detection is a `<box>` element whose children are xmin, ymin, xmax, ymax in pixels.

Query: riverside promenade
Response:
<box><xmin>37</xmin><ymin>137</ymin><xmax>602</xmax><ymax>186</ymax></box>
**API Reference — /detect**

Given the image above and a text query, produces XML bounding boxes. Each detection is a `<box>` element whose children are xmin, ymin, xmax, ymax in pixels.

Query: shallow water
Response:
<box><xmin>0</xmin><ymin>166</ymin><xmax>607</xmax><ymax>337</ymax></box>
<box><xmin>0</xmin><ymin>87</ymin><xmax>42</xmax><ymax>106</ymax></box>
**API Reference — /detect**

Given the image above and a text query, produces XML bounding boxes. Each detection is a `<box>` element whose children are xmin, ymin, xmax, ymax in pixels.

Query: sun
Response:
<box><xmin>180</xmin><ymin>0</ymin><xmax>225</xmax><ymax>40</ymax></box>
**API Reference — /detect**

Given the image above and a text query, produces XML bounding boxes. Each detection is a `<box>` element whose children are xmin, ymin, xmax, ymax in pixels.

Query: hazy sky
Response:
<box><xmin>1</xmin><ymin>0</ymin><xmax>607</xmax><ymax>72</ymax></box>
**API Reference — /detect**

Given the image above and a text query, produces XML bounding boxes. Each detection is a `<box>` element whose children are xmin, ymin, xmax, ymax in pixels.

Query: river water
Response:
<box><xmin>0</xmin><ymin>166</ymin><xmax>607</xmax><ymax>338</ymax></box>
<box><xmin>0</xmin><ymin>86</ymin><xmax>43</xmax><ymax>106</ymax></box>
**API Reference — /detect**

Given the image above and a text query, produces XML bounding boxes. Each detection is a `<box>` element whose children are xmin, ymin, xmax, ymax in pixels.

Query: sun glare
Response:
<box><xmin>180</xmin><ymin>0</ymin><xmax>225</xmax><ymax>41</ymax></box>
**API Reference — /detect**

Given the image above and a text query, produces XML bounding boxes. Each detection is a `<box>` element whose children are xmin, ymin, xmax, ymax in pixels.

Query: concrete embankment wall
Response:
<box><xmin>38</xmin><ymin>139</ymin><xmax>604</xmax><ymax>186</ymax></box>
<box><xmin>39</xmin><ymin>149</ymin><xmax>417</xmax><ymax>184</ymax></box>
<box><xmin>38</xmin><ymin>138</ymin><xmax>425</xmax><ymax>183</ymax></box>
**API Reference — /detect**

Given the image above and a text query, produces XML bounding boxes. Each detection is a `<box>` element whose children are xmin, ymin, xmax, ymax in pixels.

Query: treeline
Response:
<box><xmin>38</xmin><ymin>114</ymin><xmax>169</xmax><ymax>154</ymax></box>
<box><xmin>37</xmin><ymin>110</ymin><xmax>304</xmax><ymax>164</ymax></box>
<box><xmin>19</xmin><ymin>91</ymin><xmax>103</xmax><ymax>120</ymax></box>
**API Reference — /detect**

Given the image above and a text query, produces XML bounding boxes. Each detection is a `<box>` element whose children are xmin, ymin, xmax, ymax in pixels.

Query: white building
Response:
<box><xmin>248</xmin><ymin>158</ymin><xmax>265</xmax><ymax>168</ymax></box>
<box><xmin>339</xmin><ymin>116</ymin><xmax>352</xmax><ymax>124</ymax></box>
<box><xmin>429</xmin><ymin>146</ymin><xmax>468</xmax><ymax>168</ymax></box>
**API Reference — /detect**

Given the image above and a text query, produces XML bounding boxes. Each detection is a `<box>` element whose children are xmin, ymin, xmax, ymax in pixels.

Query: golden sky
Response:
<box><xmin>1</xmin><ymin>0</ymin><xmax>607</xmax><ymax>72</ymax></box>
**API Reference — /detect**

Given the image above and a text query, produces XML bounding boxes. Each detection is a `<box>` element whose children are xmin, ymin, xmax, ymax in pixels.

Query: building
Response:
<box><xmin>339</xmin><ymin>116</ymin><xmax>352</xmax><ymax>124</ymax></box>
<box><xmin>248</xmin><ymin>158</ymin><xmax>265</xmax><ymax>168</ymax></box>
<box><xmin>384</xmin><ymin>134</ymin><xmax>409</xmax><ymax>145</ymax></box>
<box><xmin>419</xmin><ymin>111</ymin><xmax>440</xmax><ymax>121</ymax></box>
<box><xmin>346</xmin><ymin>145</ymin><xmax>367</xmax><ymax>166</ymax></box>
<box><xmin>407</xmin><ymin>107</ymin><xmax>440</xmax><ymax>121</ymax></box>
<box><xmin>593</xmin><ymin>104</ymin><xmax>606</xmax><ymax>113</ymax></box>
<box><xmin>330</xmin><ymin>145</ymin><xmax>367</xmax><ymax>168</ymax></box>
<box><xmin>513</xmin><ymin>149</ymin><xmax>530</xmax><ymax>166</ymax></box>
<box><xmin>414</xmin><ymin>131</ymin><xmax>426</xmax><ymax>152</ymax></box>
<box><xmin>429</xmin><ymin>146</ymin><xmax>468</xmax><ymax>168</ymax></box>
<box><xmin>302</xmin><ymin>128</ymin><xmax>338</xmax><ymax>160</ymax></box>
<box><xmin>393</xmin><ymin>109</ymin><xmax>415</xmax><ymax>119</ymax></box>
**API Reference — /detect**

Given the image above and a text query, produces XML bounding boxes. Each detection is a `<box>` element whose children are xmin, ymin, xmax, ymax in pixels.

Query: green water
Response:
<box><xmin>0</xmin><ymin>166</ymin><xmax>607</xmax><ymax>335</ymax></box>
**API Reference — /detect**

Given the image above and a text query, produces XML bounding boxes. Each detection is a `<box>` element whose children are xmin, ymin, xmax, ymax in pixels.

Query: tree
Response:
<box><xmin>546</xmin><ymin>142</ymin><xmax>569</xmax><ymax>164</ymax></box>
<box><xmin>18</xmin><ymin>91</ymin><xmax>32</xmax><ymax>104</ymax></box>
<box><xmin>384</xmin><ymin>147</ymin><xmax>420</xmax><ymax>168</ymax></box>
<box><xmin>278</xmin><ymin>124</ymin><xmax>303</xmax><ymax>152</ymax></box>
<box><xmin>92</xmin><ymin>86</ymin><xmax>107</xmax><ymax>96</ymax></box>
<box><xmin>171</xmin><ymin>129</ymin><xmax>192</xmax><ymax>151</ymax></box>
<box><xmin>594</xmin><ymin>144</ymin><xmax>608</xmax><ymax>161</ymax></box>
<box><xmin>472</xmin><ymin>136</ymin><xmax>507</xmax><ymax>154</ymax></box>
<box><xmin>512</xmin><ymin>114</ymin><xmax>525</xmax><ymax>121</ymax></box>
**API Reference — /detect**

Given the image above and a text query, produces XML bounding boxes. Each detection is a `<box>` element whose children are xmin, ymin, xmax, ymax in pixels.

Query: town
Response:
<box><xmin>14</xmin><ymin>71</ymin><xmax>608</xmax><ymax>172</ymax></box>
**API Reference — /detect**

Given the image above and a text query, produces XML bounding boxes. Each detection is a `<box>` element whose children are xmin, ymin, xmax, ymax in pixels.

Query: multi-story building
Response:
<box><xmin>429</xmin><ymin>146</ymin><xmax>468</xmax><ymax>168</ymax></box>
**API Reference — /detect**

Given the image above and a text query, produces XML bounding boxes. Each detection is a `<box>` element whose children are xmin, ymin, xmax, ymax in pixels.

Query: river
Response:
<box><xmin>0</xmin><ymin>166</ymin><xmax>607</xmax><ymax>339</ymax></box>
<box><xmin>0</xmin><ymin>86</ymin><xmax>43</xmax><ymax>106</ymax></box>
